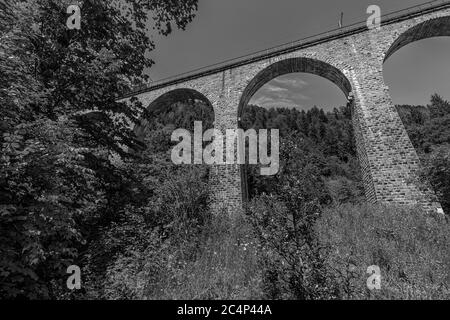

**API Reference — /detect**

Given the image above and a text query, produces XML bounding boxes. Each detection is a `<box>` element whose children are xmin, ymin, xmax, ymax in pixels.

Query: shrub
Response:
<box><xmin>420</xmin><ymin>145</ymin><xmax>450</xmax><ymax>214</ymax></box>
<box><xmin>316</xmin><ymin>203</ymin><xmax>450</xmax><ymax>299</ymax></box>
<box><xmin>102</xmin><ymin>208</ymin><xmax>262</xmax><ymax>300</ymax></box>
<box><xmin>84</xmin><ymin>164</ymin><xmax>211</xmax><ymax>300</ymax></box>
<box><xmin>157</xmin><ymin>211</ymin><xmax>263</xmax><ymax>300</ymax></box>
<box><xmin>95</xmin><ymin>161</ymin><xmax>262</xmax><ymax>300</ymax></box>
<box><xmin>246</xmin><ymin>194</ymin><xmax>333</xmax><ymax>300</ymax></box>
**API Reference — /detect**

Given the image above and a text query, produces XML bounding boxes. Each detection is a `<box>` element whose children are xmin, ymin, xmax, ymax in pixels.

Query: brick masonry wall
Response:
<box><xmin>128</xmin><ymin>7</ymin><xmax>450</xmax><ymax>215</ymax></box>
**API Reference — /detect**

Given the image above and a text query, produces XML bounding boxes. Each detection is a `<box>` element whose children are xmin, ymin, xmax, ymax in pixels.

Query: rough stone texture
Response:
<box><xmin>126</xmin><ymin>6</ymin><xmax>450</xmax><ymax>215</ymax></box>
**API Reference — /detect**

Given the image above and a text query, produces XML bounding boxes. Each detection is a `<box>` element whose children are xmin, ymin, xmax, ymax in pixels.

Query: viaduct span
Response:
<box><xmin>122</xmin><ymin>1</ymin><xmax>450</xmax><ymax>214</ymax></box>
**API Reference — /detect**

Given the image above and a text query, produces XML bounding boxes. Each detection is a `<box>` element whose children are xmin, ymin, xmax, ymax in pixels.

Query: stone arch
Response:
<box><xmin>133</xmin><ymin>88</ymin><xmax>215</xmax><ymax>143</ymax></box>
<box><xmin>376</xmin><ymin>15</ymin><xmax>450</xmax><ymax>213</ymax></box>
<box><xmin>237</xmin><ymin>57</ymin><xmax>353</xmax><ymax>201</ymax></box>
<box><xmin>238</xmin><ymin>57</ymin><xmax>352</xmax><ymax>119</ymax></box>
<box><xmin>384</xmin><ymin>16</ymin><xmax>450</xmax><ymax>62</ymax></box>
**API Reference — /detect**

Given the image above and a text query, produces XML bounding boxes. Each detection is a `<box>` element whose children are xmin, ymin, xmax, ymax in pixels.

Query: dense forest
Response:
<box><xmin>241</xmin><ymin>94</ymin><xmax>450</xmax><ymax>213</ymax></box>
<box><xmin>1</xmin><ymin>0</ymin><xmax>449</xmax><ymax>300</ymax></box>
<box><xmin>241</xmin><ymin>103</ymin><xmax>363</xmax><ymax>203</ymax></box>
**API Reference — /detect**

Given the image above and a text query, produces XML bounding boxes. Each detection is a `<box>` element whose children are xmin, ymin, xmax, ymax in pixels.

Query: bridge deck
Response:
<box><xmin>121</xmin><ymin>0</ymin><xmax>450</xmax><ymax>99</ymax></box>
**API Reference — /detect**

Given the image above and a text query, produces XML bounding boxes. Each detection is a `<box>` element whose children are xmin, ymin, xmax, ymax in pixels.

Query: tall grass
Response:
<box><xmin>316</xmin><ymin>203</ymin><xmax>450</xmax><ymax>299</ymax></box>
<box><xmin>103</xmin><ymin>203</ymin><xmax>449</xmax><ymax>300</ymax></box>
<box><xmin>157</xmin><ymin>212</ymin><xmax>263</xmax><ymax>300</ymax></box>
<box><xmin>103</xmin><ymin>209</ymin><xmax>263</xmax><ymax>300</ymax></box>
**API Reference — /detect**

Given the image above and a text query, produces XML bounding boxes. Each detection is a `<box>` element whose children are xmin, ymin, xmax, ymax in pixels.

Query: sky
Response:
<box><xmin>147</xmin><ymin>0</ymin><xmax>450</xmax><ymax>110</ymax></box>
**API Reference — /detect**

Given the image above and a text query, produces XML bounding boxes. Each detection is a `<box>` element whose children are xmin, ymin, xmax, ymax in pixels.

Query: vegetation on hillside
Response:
<box><xmin>1</xmin><ymin>0</ymin><xmax>448</xmax><ymax>300</ymax></box>
<box><xmin>241</xmin><ymin>104</ymin><xmax>363</xmax><ymax>203</ymax></box>
<box><xmin>87</xmin><ymin>95</ymin><xmax>449</xmax><ymax>300</ymax></box>
<box><xmin>0</xmin><ymin>0</ymin><xmax>199</xmax><ymax>299</ymax></box>
<box><xmin>396</xmin><ymin>94</ymin><xmax>450</xmax><ymax>213</ymax></box>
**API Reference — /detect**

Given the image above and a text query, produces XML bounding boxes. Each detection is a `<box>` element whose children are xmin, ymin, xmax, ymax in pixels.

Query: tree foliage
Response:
<box><xmin>0</xmin><ymin>0</ymin><xmax>198</xmax><ymax>299</ymax></box>
<box><xmin>396</xmin><ymin>94</ymin><xmax>450</xmax><ymax>214</ymax></box>
<box><xmin>242</xmin><ymin>104</ymin><xmax>363</xmax><ymax>202</ymax></box>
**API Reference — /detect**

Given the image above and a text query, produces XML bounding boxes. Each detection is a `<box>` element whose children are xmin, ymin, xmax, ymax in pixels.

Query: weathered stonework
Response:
<box><xmin>123</xmin><ymin>3</ymin><xmax>450</xmax><ymax>215</ymax></box>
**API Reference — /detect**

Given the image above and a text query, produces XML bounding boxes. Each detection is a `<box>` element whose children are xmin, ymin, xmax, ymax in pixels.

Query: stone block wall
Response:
<box><xmin>126</xmin><ymin>6</ymin><xmax>450</xmax><ymax>215</ymax></box>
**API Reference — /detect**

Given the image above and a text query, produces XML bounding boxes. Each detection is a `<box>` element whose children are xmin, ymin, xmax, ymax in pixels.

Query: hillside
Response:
<box><xmin>241</xmin><ymin>103</ymin><xmax>364</xmax><ymax>203</ymax></box>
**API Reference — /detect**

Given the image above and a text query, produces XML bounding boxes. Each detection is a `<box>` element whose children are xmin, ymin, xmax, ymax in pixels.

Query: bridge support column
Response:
<box><xmin>209</xmin><ymin>164</ymin><xmax>242</xmax><ymax>216</ymax></box>
<box><xmin>208</xmin><ymin>84</ymin><xmax>243</xmax><ymax>217</ymax></box>
<box><xmin>348</xmin><ymin>63</ymin><xmax>441</xmax><ymax>213</ymax></box>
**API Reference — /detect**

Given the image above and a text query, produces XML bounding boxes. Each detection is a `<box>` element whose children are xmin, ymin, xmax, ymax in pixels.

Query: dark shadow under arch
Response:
<box><xmin>384</xmin><ymin>16</ymin><xmax>450</xmax><ymax>62</ymax></box>
<box><xmin>237</xmin><ymin>57</ymin><xmax>353</xmax><ymax>202</ymax></box>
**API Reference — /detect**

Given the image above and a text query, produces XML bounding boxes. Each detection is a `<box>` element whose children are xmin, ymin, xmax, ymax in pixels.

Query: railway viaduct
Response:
<box><xmin>121</xmin><ymin>1</ymin><xmax>450</xmax><ymax>215</ymax></box>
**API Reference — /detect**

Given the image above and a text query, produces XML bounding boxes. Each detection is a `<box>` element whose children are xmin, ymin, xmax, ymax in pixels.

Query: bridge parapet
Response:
<box><xmin>121</xmin><ymin>0</ymin><xmax>450</xmax><ymax>99</ymax></box>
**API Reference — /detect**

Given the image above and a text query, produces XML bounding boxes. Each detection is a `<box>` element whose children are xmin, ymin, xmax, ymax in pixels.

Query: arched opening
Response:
<box><xmin>131</xmin><ymin>87</ymin><xmax>215</xmax><ymax>221</ymax></box>
<box><xmin>383</xmin><ymin>16</ymin><xmax>450</xmax><ymax>214</ymax></box>
<box><xmin>238</xmin><ymin>57</ymin><xmax>363</xmax><ymax>203</ymax></box>
<box><xmin>134</xmin><ymin>88</ymin><xmax>214</xmax><ymax>145</ymax></box>
<box><xmin>384</xmin><ymin>16</ymin><xmax>450</xmax><ymax>62</ymax></box>
<box><xmin>238</xmin><ymin>58</ymin><xmax>352</xmax><ymax>120</ymax></box>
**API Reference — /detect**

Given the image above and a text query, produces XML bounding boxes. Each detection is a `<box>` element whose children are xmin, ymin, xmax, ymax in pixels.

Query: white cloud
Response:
<box><xmin>248</xmin><ymin>74</ymin><xmax>313</xmax><ymax>109</ymax></box>
<box><xmin>251</xmin><ymin>95</ymin><xmax>274</xmax><ymax>105</ymax></box>
<box><xmin>265</xmin><ymin>85</ymin><xmax>289</xmax><ymax>93</ymax></box>
<box><xmin>273</xmin><ymin>76</ymin><xmax>308</xmax><ymax>88</ymax></box>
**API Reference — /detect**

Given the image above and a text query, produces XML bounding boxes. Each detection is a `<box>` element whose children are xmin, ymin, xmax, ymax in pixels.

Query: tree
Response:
<box><xmin>428</xmin><ymin>93</ymin><xmax>450</xmax><ymax>118</ymax></box>
<box><xmin>420</xmin><ymin>145</ymin><xmax>450</xmax><ymax>214</ymax></box>
<box><xmin>0</xmin><ymin>0</ymin><xmax>198</xmax><ymax>299</ymax></box>
<box><xmin>241</xmin><ymin>104</ymin><xmax>362</xmax><ymax>201</ymax></box>
<box><xmin>396</xmin><ymin>94</ymin><xmax>450</xmax><ymax>214</ymax></box>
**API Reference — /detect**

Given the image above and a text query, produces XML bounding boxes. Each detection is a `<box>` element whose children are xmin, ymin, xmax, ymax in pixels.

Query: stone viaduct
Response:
<box><xmin>121</xmin><ymin>1</ymin><xmax>450</xmax><ymax>215</ymax></box>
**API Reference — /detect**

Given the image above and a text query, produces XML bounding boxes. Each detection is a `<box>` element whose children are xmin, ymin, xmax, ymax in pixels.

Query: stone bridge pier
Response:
<box><xmin>122</xmin><ymin>2</ymin><xmax>450</xmax><ymax>215</ymax></box>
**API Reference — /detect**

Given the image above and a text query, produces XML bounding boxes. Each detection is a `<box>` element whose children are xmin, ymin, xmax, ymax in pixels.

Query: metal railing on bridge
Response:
<box><xmin>123</xmin><ymin>0</ymin><xmax>450</xmax><ymax>98</ymax></box>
